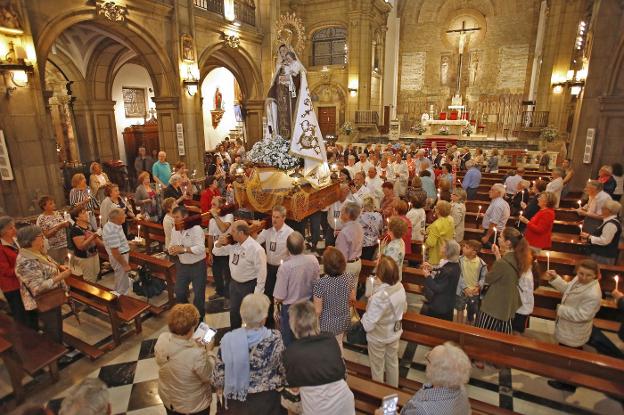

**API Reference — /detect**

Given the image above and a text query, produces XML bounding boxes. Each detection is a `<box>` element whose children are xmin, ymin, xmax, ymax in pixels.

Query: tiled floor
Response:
<box><xmin>1</xmin><ymin>271</ymin><xmax>623</xmax><ymax>415</ymax></box>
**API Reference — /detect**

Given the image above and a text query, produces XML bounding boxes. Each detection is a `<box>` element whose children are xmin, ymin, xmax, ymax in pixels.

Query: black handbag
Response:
<box><xmin>132</xmin><ymin>265</ymin><xmax>166</xmax><ymax>298</ymax></box>
<box><xmin>346</xmin><ymin>305</ymin><xmax>368</xmax><ymax>346</ymax></box>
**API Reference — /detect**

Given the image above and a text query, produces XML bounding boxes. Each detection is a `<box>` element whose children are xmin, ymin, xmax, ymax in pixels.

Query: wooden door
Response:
<box><xmin>318</xmin><ymin>106</ymin><xmax>336</xmax><ymax>137</ymax></box>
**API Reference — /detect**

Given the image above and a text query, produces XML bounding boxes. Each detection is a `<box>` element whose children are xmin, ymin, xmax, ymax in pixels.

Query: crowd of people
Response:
<box><xmin>2</xmin><ymin>138</ymin><xmax>624</xmax><ymax>415</ymax></box>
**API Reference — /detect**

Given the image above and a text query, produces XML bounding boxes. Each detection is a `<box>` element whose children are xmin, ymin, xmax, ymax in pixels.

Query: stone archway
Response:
<box><xmin>311</xmin><ymin>82</ymin><xmax>348</xmax><ymax>136</ymax></box>
<box><xmin>198</xmin><ymin>45</ymin><xmax>264</xmax><ymax>146</ymax></box>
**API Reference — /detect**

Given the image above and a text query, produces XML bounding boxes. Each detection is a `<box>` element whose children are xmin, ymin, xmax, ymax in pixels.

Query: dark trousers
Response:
<box><xmin>166</xmin><ymin>406</ymin><xmax>209</xmax><ymax>415</ymax></box>
<box><xmin>286</xmin><ymin>219</ymin><xmax>305</xmax><ymax>236</ymax></box>
<box><xmin>265</xmin><ymin>264</ymin><xmax>279</xmax><ymax>328</ymax></box>
<box><xmin>587</xmin><ymin>326</ymin><xmax>624</xmax><ymax>359</ymax></box>
<box><xmin>466</xmin><ymin>187</ymin><xmax>478</xmax><ymax>200</ymax></box>
<box><xmin>4</xmin><ymin>290</ymin><xmax>28</xmax><ymax>326</ymax></box>
<box><xmin>39</xmin><ymin>307</ymin><xmax>63</xmax><ymax>344</ymax></box>
<box><xmin>212</xmin><ymin>255</ymin><xmax>231</xmax><ymax>298</ymax></box>
<box><xmin>361</xmin><ymin>244</ymin><xmax>378</xmax><ymax>260</ymax></box>
<box><xmin>279</xmin><ymin>303</ymin><xmax>294</xmax><ymax>347</ymax></box>
<box><xmin>307</xmin><ymin>211</ymin><xmax>324</xmax><ymax>249</ymax></box>
<box><xmin>229</xmin><ymin>279</ymin><xmax>256</xmax><ymax>330</ymax></box>
<box><xmin>325</xmin><ymin>227</ymin><xmax>337</xmax><ymax>248</ymax></box>
<box><xmin>175</xmin><ymin>259</ymin><xmax>207</xmax><ymax>321</ymax></box>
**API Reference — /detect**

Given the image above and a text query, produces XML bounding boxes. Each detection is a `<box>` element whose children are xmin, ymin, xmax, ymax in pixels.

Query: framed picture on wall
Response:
<box><xmin>122</xmin><ymin>87</ymin><xmax>147</xmax><ymax>118</ymax></box>
<box><xmin>0</xmin><ymin>130</ymin><xmax>14</xmax><ymax>181</ymax></box>
<box><xmin>181</xmin><ymin>34</ymin><xmax>195</xmax><ymax>62</ymax></box>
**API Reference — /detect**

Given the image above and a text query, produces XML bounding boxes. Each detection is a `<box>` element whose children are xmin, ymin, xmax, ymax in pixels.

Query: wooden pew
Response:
<box><xmin>353</xmin><ymin>302</ymin><xmax>624</xmax><ymax>398</ymax></box>
<box><xmin>346</xmin><ymin>362</ymin><xmax>520</xmax><ymax>415</ymax></box>
<box><xmin>137</xmin><ymin>219</ymin><xmax>166</xmax><ymax>253</ymax></box>
<box><xmin>359</xmin><ymin>259</ymin><xmax>621</xmax><ymax>331</ymax></box>
<box><xmin>129</xmin><ymin>250</ymin><xmax>176</xmax><ymax>308</ymax></box>
<box><xmin>0</xmin><ymin>314</ymin><xmax>67</xmax><ymax>402</ymax></box>
<box><xmin>65</xmin><ymin>276</ymin><xmax>150</xmax><ymax>353</ymax></box>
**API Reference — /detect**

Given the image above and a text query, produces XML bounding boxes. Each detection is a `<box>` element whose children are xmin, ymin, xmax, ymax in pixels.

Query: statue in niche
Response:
<box><xmin>214</xmin><ymin>87</ymin><xmax>223</xmax><ymax>110</ymax></box>
<box><xmin>470</xmin><ymin>51</ymin><xmax>480</xmax><ymax>85</ymax></box>
<box><xmin>440</xmin><ymin>55</ymin><xmax>450</xmax><ymax>86</ymax></box>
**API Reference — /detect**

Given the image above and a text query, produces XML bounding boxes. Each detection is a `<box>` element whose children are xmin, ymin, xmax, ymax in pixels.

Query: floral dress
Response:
<box><xmin>358</xmin><ymin>211</ymin><xmax>383</xmax><ymax>248</ymax></box>
<box><xmin>36</xmin><ymin>213</ymin><xmax>67</xmax><ymax>250</ymax></box>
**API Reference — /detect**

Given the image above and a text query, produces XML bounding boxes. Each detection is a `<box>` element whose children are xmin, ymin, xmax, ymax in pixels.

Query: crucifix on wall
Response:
<box><xmin>445</xmin><ymin>20</ymin><xmax>481</xmax><ymax>97</ymax></box>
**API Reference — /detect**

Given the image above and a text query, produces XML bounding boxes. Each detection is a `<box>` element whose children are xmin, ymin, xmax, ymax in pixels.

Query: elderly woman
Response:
<box><xmin>134</xmin><ymin>171</ymin><xmax>159</xmax><ymax>221</ymax></box>
<box><xmin>15</xmin><ymin>225</ymin><xmax>71</xmax><ymax>342</ymax></box>
<box><xmin>313</xmin><ymin>247</ymin><xmax>356</xmax><ymax>353</ymax></box>
<box><xmin>36</xmin><ymin>196</ymin><xmax>70</xmax><ymax>264</ymax></box>
<box><xmin>581</xmin><ymin>199</ymin><xmax>622</xmax><ymax>265</ymax></box>
<box><xmin>174</xmin><ymin>161</ymin><xmax>199</xmax><ymax>196</ymax></box>
<box><xmin>69</xmin><ymin>173</ymin><xmax>99</xmax><ymax>216</ymax></box>
<box><xmin>155</xmin><ymin>303</ymin><xmax>216</xmax><ymax>415</ymax></box>
<box><xmin>164</xmin><ymin>174</ymin><xmax>188</xmax><ymax>204</ymax></box>
<box><xmin>597</xmin><ymin>164</ymin><xmax>617</xmax><ymax>198</ymax></box>
<box><xmin>475</xmin><ymin>228</ymin><xmax>531</xmax><ymax>334</ymax></box>
<box><xmin>69</xmin><ymin>206</ymin><xmax>101</xmax><ymax>282</ymax></box>
<box><xmin>424</xmin><ymin>201</ymin><xmax>455</xmax><ymax>265</ymax></box>
<box><xmin>0</xmin><ymin>217</ymin><xmax>27</xmax><ymax>325</ymax></box>
<box><xmin>283</xmin><ymin>301</ymin><xmax>355</xmax><ymax>415</ymax></box>
<box><xmin>518</xmin><ymin>179</ymin><xmax>547</xmax><ymax>232</ymax></box>
<box><xmin>362</xmin><ymin>256</ymin><xmax>407</xmax><ymax>387</ymax></box>
<box><xmin>450</xmin><ymin>188</ymin><xmax>467</xmax><ymax>243</ymax></box>
<box><xmin>519</xmin><ymin>191</ymin><xmax>556</xmax><ymax>251</ymax></box>
<box><xmin>379</xmin><ymin>217</ymin><xmax>407</xmax><ymax>281</ymax></box>
<box><xmin>100</xmin><ymin>184</ymin><xmax>136</xmax><ymax>233</ymax></box>
<box><xmin>212</xmin><ymin>293</ymin><xmax>285</xmax><ymax>414</ymax></box>
<box><xmin>543</xmin><ymin>260</ymin><xmax>602</xmax><ymax>391</ymax></box>
<box><xmin>358</xmin><ymin>196</ymin><xmax>384</xmax><ymax>260</ymax></box>
<box><xmin>89</xmin><ymin>162</ymin><xmax>110</xmax><ymax>202</ymax></box>
<box><xmin>400</xmin><ymin>342</ymin><xmax>471</xmax><ymax>414</ymax></box>
<box><xmin>421</xmin><ymin>240</ymin><xmax>461</xmax><ymax>321</ymax></box>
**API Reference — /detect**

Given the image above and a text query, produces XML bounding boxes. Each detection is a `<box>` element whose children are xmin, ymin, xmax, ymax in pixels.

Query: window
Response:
<box><xmin>312</xmin><ymin>27</ymin><xmax>347</xmax><ymax>66</ymax></box>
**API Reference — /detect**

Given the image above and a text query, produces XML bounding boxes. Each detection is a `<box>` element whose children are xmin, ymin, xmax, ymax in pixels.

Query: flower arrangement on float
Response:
<box><xmin>340</xmin><ymin>121</ymin><xmax>354</xmax><ymax>136</ymax></box>
<box><xmin>247</xmin><ymin>136</ymin><xmax>302</xmax><ymax>171</ymax></box>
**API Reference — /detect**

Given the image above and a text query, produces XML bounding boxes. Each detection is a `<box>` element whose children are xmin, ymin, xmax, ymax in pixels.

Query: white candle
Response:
<box><xmin>67</xmin><ymin>252</ymin><xmax>72</xmax><ymax>264</ymax></box>
<box><xmin>577</xmin><ymin>200</ymin><xmax>582</xmax><ymax>208</ymax></box>
<box><xmin>334</xmin><ymin>217</ymin><xmax>337</xmax><ymax>228</ymax></box>
<box><xmin>137</xmin><ymin>225</ymin><xmax>141</xmax><ymax>237</ymax></box>
<box><xmin>546</xmin><ymin>251</ymin><xmax>550</xmax><ymax>270</ymax></box>
<box><xmin>408</xmin><ymin>202</ymin><xmax>412</xmax><ymax>210</ymax></box>
<box><xmin>377</xmin><ymin>238</ymin><xmax>381</xmax><ymax>247</ymax></box>
<box><xmin>493</xmin><ymin>228</ymin><xmax>497</xmax><ymax>246</ymax></box>
<box><xmin>517</xmin><ymin>211</ymin><xmax>523</xmax><ymax>227</ymax></box>
<box><xmin>98</xmin><ymin>214</ymin><xmax>102</xmax><ymax>224</ymax></box>
<box><xmin>280</xmin><ymin>259</ymin><xmax>283</xmax><ymax>266</ymax></box>
<box><xmin>421</xmin><ymin>244</ymin><xmax>426</xmax><ymax>260</ymax></box>
<box><xmin>579</xmin><ymin>224</ymin><xmax>583</xmax><ymax>234</ymax></box>
<box><xmin>615</xmin><ymin>275</ymin><xmax>619</xmax><ymax>289</ymax></box>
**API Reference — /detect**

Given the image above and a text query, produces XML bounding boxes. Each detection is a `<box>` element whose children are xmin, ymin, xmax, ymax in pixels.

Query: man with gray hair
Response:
<box><xmin>213</xmin><ymin>220</ymin><xmax>267</xmax><ymax>329</ymax></box>
<box><xmin>400</xmin><ymin>342</ymin><xmax>471</xmax><ymax>414</ymax></box>
<box><xmin>102</xmin><ymin>208</ymin><xmax>131</xmax><ymax>295</ymax></box>
<box><xmin>546</xmin><ymin>167</ymin><xmax>565</xmax><ymax>207</ymax></box>
<box><xmin>152</xmin><ymin>150</ymin><xmax>171</xmax><ymax>188</ymax></box>
<box><xmin>254</xmin><ymin>205</ymin><xmax>294</xmax><ymax>327</ymax></box>
<box><xmin>578</xmin><ymin>180</ymin><xmax>612</xmax><ymax>233</ymax></box>
<box><xmin>461</xmin><ymin>159</ymin><xmax>481</xmax><ymax>200</ymax></box>
<box><xmin>273</xmin><ymin>231</ymin><xmax>320</xmax><ymax>346</ymax></box>
<box><xmin>504</xmin><ymin>167</ymin><xmax>524</xmax><ymax>197</ymax></box>
<box><xmin>335</xmin><ymin>202</ymin><xmax>364</xmax><ymax>281</ymax></box>
<box><xmin>480</xmin><ymin>184</ymin><xmax>510</xmax><ymax>247</ymax></box>
<box><xmin>326</xmin><ymin>184</ymin><xmax>357</xmax><ymax>247</ymax></box>
<box><xmin>59</xmin><ymin>378</ymin><xmax>110</xmax><ymax>415</ymax></box>
<box><xmin>582</xmin><ymin>200</ymin><xmax>622</xmax><ymax>265</ymax></box>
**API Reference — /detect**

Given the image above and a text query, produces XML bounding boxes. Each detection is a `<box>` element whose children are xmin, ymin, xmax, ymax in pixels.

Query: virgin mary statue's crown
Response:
<box><xmin>273</xmin><ymin>13</ymin><xmax>306</xmax><ymax>57</ymax></box>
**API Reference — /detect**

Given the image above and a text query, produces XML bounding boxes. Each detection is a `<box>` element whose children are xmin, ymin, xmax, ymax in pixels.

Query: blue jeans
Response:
<box><xmin>280</xmin><ymin>303</ymin><xmax>295</xmax><ymax>347</ymax></box>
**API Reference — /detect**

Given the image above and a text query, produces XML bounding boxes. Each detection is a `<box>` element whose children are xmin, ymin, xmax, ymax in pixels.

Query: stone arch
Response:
<box><xmin>197</xmin><ymin>45</ymin><xmax>263</xmax><ymax>101</ymax></box>
<box><xmin>46</xmin><ymin>51</ymin><xmax>88</xmax><ymax>102</ymax></box>
<box><xmin>85</xmin><ymin>38</ymin><xmax>134</xmax><ymax>101</ymax></box>
<box><xmin>606</xmin><ymin>33</ymin><xmax>624</xmax><ymax>95</ymax></box>
<box><xmin>310</xmin><ymin>82</ymin><xmax>348</xmax><ymax>134</ymax></box>
<box><xmin>35</xmin><ymin>7</ymin><xmax>177</xmax><ymax>98</ymax></box>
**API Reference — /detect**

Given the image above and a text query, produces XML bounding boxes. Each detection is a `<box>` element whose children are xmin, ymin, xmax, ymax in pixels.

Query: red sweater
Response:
<box><xmin>524</xmin><ymin>208</ymin><xmax>555</xmax><ymax>249</ymax></box>
<box><xmin>200</xmin><ymin>188</ymin><xmax>221</xmax><ymax>213</ymax></box>
<box><xmin>0</xmin><ymin>243</ymin><xmax>20</xmax><ymax>292</ymax></box>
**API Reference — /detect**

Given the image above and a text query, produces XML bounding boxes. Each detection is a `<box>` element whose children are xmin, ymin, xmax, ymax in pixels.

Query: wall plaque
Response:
<box><xmin>400</xmin><ymin>52</ymin><xmax>426</xmax><ymax>92</ymax></box>
<box><xmin>496</xmin><ymin>45</ymin><xmax>529</xmax><ymax>91</ymax></box>
<box><xmin>122</xmin><ymin>87</ymin><xmax>147</xmax><ymax>118</ymax></box>
<box><xmin>0</xmin><ymin>131</ymin><xmax>14</xmax><ymax>181</ymax></box>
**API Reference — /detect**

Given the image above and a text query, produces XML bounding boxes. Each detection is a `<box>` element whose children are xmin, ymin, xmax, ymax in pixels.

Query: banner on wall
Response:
<box><xmin>0</xmin><ymin>131</ymin><xmax>14</xmax><ymax>181</ymax></box>
<box><xmin>176</xmin><ymin>123</ymin><xmax>185</xmax><ymax>156</ymax></box>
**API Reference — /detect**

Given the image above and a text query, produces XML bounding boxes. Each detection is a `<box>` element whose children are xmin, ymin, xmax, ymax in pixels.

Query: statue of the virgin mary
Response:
<box><xmin>264</xmin><ymin>43</ymin><xmax>330</xmax><ymax>186</ymax></box>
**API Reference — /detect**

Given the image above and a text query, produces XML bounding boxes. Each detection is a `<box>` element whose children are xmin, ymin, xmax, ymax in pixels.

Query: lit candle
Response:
<box><xmin>539</xmin><ymin>176</ymin><xmax>542</xmax><ymax>181</ymax></box>
<box><xmin>67</xmin><ymin>252</ymin><xmax>72</xmax><ymax>265</ymax></box>
<box><xmin>614</xmin><ymin>275</ymin><xmax>619</xmax><ymax>289</ymax></box>
<box><xmin>280</xmin><ymin>259</ymin><xmax>283</xmax><ymax>266</ymax></box>
<box><xmin>137</xmin><ymin>225</ymin><xmax>141</xmax><ymax>238</ymax></box>
<box><xmin>98</xmin><ymin>214</ymin><xmax>102</xmax><ymax>224</ymax></box>
<box><xmin>517</xmin><ymin>211</ymin><xmax>523</xmax><ymax>227</ymax></box>
<box><xmin>421</xmin><ymin>244</ymin><xmax>426</xmax><ymax>260</ymax></box>
<box><xmin>577</xmin><ymin>200</ymin><xmax>582</xmax><ymax>208</ymax></box>
<box><xmin>493</xmin><ymin>228</ymin><xmax>497</xmax><ymax>246</ymax></box>
<box><xmin>408</xmin><ymin>202</ymin><xmax>412</xmax><ymax>210</ymax></box>
<box><xmin>546</xmin><ymin>251</ymin><xmax>550</xmax><ymax>270</ymax></box>
<box><xmin>334</xmin><ymin>217</ymin><xmax>337</xmax><ymax>228</ymax></box>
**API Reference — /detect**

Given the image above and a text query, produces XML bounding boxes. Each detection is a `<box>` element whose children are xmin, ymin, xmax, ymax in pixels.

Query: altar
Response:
<box><xmin>425</xmin><ymin>119</ymin><xmax>469</xmax><ymax>136</ymax></box>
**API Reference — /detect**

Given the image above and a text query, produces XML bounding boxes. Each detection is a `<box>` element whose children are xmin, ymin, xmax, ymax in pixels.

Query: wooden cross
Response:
<box><xmin>445</xmin><ymin>20</ymin><xmax>481</xmax><ymax>36</ymax></box>
<box><xmin>446</xmin><ymin>21</ymin><xmax>481</xmax><ymax>96</ymax></box>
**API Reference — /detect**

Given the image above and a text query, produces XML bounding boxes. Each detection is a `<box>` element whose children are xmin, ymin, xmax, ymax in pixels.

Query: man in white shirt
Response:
<box><xmin>582</xmin><ymin>200</ymin><xmax>622</xmax><ymax>265</ymax></box>
<box><xmin>213</xmin><ymin>220</ymin><xmax>267</xmax><ymax>329</ymax></box>
<box><xmin>504</xmin><ymin>167</ymin><xmax>524</xmax><ymax>197</ymax></box>
<box><xmin>327</xmin><ymin>184</ymin><xmax>355</xmax><ymax>246</ymax></box>
<box><xmin>354</xmin><ymin>153</ymin><xmax>373</xmax><ymax>175</ymax></box>
<box><xmin>376</xmin><ymin>156</ymin><xmax>394</xmax><ymax>182</ymax></box>
<box><xmin>168</xmin><ymin>206</ymin><xmax>208</xmax><ymax>320</ymax></box>
<box><xmin>578</xmin><ymin>180</ymin><xmax>612</xmax><ymax>233</ymax></box>
<box><xmin>345</xmin><ymin>155</ymin><xmax>357</xmax><ymax>181</ymax></box>
<box><xmin>365</xmin><ymin>167</ymin><xmax>384</xmax><ymax>208</ymax></box>
<box><xmin>254</xmin><ymin>205</ymin><xmax>293</xmax><ymax>327</ymax></box>
<box><xmin>545</xmin><ymin>167</ymin><xmax>564</xmax><ymax>207</ymax></box>
<box><xmin>102</xmin><ymin>208</ymin><xmax>131</xmax><ymax>295</ymax></box>
<box><xmin>206</xmin><ymin>196</ymin><xmax>233</xmax><ymax>307</ymax></box>
<box><xmin>350</xmin><ymin>172</ymin><xmax>372</xmax><ymax>205</ymax></box>
<box><xmin>392</xmin><ymin>152</ymin><xmax>409</xmax><ymax>197</ymax></box>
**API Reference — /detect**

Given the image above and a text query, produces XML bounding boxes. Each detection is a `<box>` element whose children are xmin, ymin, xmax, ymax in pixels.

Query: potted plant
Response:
<box><xmin>411</xmin><ymin>121</ymin><xmax>426</xmax><ymax>135</ymax></box>
<box><xmin>462</xmin><ymin>124</ymin><xmax>474</xmax><ymax>137</ymax></box>
<box><xmin>439</xmin><ymin>126</ymin><xmax>450</xmax><ymax>136</ymax></box>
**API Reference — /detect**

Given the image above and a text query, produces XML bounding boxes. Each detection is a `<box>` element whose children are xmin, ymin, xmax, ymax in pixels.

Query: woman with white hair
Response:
<box><xmin>400</xmin><ymin>342</ymin><xmax>471</xmax><ymax>414</ymax></box>
<box><xmin>359</xmin><ymin>195</ymin><xmax>384</xmax><ymax>260</ymax></box>
<box><xmin>597</xmin><ymin>164</ymin><xmax>617</xmax><ymax>198</ymax></box>
<box><xmin>211</xmin><ymin>293</ymin><xmax>285</xmax><ymax>414</ymax></box>
<box><xmin>283</xmin><ymin>300</ymin><xmax>355</xmax><ymax>415</ymax></box>
<box><xmin>163</xmin><ymin>174</ymin><xmax>188</xmax><ymax>205</ymax></box>
<box><xmin>421</xmin><ymin>240</ymin><xmax>461</xmax><ymax>321</ymax></box>
<box><xmin>581</xmin><ymin>199</ymin><xmax>622</xmax><ymax>265</ymax></box>
<box><xmin>88</xmin><ymin>161</ymin><xmax>111</xmax><ymax>203</ymax></box>
<box><xmin>59</xmin><ymin>378</ymin><xmax>110</xmax><ymax>415</ymax></box>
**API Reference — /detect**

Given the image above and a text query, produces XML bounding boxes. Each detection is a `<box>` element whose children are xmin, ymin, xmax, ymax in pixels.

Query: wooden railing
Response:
<box><xmin>234</xmin><ymin>0</ymin><xmax>256</xmax><ymax>26</ymax></box>
<box><xmin>354</xmin><ymin>110</ymin><xmax>379</xmax><ymax>125</ymax></box>
<box><xmin>521</xmin><ymin>110</ymin><xmax>549</xmax><ymax>129</ymax></box>
<box><xmin>193</xmin><ymin>0</ymin><xmax>224</xmax><ymax>16</ymax></box>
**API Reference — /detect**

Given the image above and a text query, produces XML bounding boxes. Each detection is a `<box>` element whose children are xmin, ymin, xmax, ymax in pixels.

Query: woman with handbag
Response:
<box><xmin>0</xmin><ymin>216</ymin><xmax>28</xmax><ymax>325</ymax></box>
<box><xmin>15</xmin><ymin>225</ymin><xmax>71</xmax><ymax>343</ymax></box>
<box><xmin>361</xmin><ymin>256</ymin><xmax>406</xmax><ymax>387</ymax></box>
<box><xmin>421</xmin><ymin>240</ymin><xmax>461</xmax><ymax>322</ymax></box>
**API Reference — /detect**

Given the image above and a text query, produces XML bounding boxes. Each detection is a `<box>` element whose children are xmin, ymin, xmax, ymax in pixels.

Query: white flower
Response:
<box><xmin>248</xmin><ymin>136</ymin><xmax>301</xmax><ymax>170</ymax></box>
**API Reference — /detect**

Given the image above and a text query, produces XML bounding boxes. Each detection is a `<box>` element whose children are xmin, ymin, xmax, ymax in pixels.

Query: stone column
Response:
<box><xmin>72</xmin><ymin>101</ymin><xmax>98</xmax><ymax>162</ymax></box>
<box><xmin>90</xmin><ymin>100</ymin><xmax>118</xmax><ymax>161</ymax></box>
<box><xmin>152</xmin><ymin>96</ymin><xmax>182</xmax><ymax>159</ymax></box>
<box><xmin>244</xmin><ymin>99</ymin><xmax>264</xmax><ymax>148</ymax></box>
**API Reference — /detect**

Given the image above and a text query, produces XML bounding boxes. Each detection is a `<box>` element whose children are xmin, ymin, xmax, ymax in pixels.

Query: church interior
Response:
<box><xmin>0</xmin><ymin>0</ymin><xmax>623</xmax><ymax>414</ymax></box>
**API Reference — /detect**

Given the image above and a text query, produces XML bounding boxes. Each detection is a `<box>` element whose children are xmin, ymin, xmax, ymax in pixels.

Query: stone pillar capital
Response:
<box><xmin>152</xmin><ymin>96</ymin><xmax>180</xmax><ymax>111</ymax></box>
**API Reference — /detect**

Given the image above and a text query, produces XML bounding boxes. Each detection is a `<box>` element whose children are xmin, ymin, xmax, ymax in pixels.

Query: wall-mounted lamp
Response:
<box><xmin>348</xmin><ymin>88</ymin><xmax>358</xmax><ymax>97</ymax></box>
<box><xmin>552</xmin><ymin>85</ymin><xmax>564</xmax><ymax>94</ymax></box>
<box><xmin>570</xmin><ymin>85</ymin><xmax>582</xmax><ymax>96</ymax></box>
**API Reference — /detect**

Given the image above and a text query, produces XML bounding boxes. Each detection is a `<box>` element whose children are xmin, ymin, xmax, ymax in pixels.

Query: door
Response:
<box><xmin>318</xmin><ymin>106</ymin><xmax>336</xmax><ymax>137</ymax></box>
